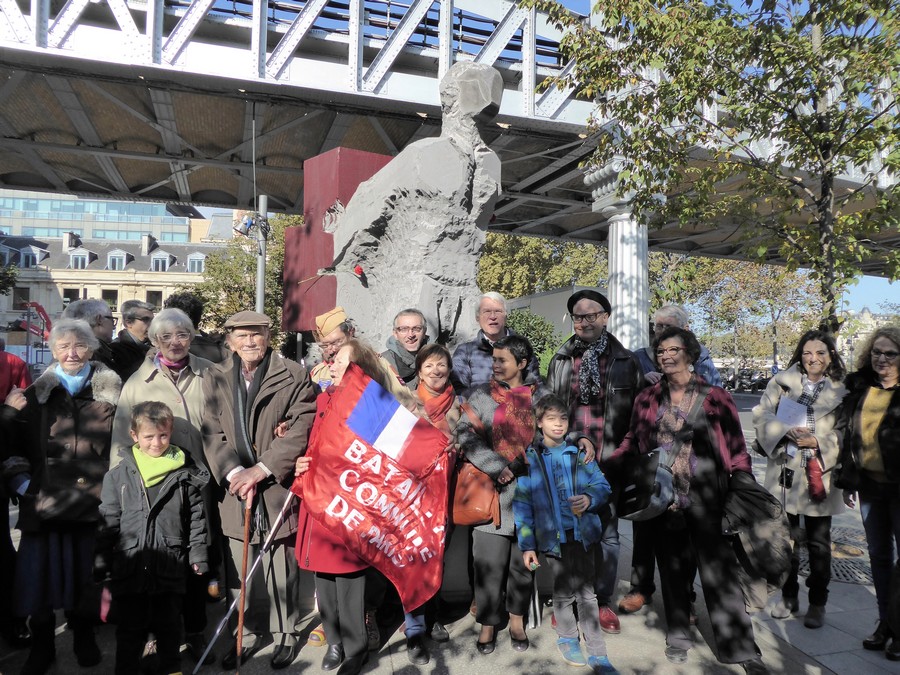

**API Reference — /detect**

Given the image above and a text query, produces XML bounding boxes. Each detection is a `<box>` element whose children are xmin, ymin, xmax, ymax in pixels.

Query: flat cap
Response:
<box><xmin>223</xmin><ymin>310</ymin><xmax>272</xmax><ymax>330</ymax></box>
<box><xmin>567</xmin><ymin>289</ymin><xmax>612</xmax><ymax>315</ymax></box>
<box><xmin>315</xmin><ymin>306</ymin><xmax>348</xmax><ymax>338</ymax></box>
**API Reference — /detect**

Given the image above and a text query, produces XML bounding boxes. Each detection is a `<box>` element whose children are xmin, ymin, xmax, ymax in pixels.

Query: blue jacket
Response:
<box><xmin>513</xmin><ymin>440</ymin><xmax>611</xmax><ymax>558</ymax></box>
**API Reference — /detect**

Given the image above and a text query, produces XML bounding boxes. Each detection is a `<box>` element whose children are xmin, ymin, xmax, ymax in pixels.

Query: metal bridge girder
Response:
<box><xmin>361</xmin><ymin>0</ymin><xmax>435</xmax><ymax>93</ymax></box>
<box><xmin>106</xmin><ymin>0</ymin><xmax>141</xmax><ymax>58</ymax></box>
<box><xmin>474</xmin><ymin>1</ymin><xmax>530</xmax><ymax>67</ymax></box>
<box><xmin>48</xmin><ymin>0</ymin><xmax>90</xmax><ymax>48</ymax></box>
<box><xmin>162</xmin><ymin>0</ymin><xmax>215</xmax><ymax>65</ymax></box>
<box><xmin>0</xmin><ymin>0</ymin><xmax>31</xmax><ymax>43</ymax></box>
<box><xmin>266</xmin><ymin>0</ymin><xmax>330</xmax><ymax>80</ymax></box>
<box><xmin>536</xmin><ymin>58</ymin><xmax>577</xmax><ymax>118</ymax></box>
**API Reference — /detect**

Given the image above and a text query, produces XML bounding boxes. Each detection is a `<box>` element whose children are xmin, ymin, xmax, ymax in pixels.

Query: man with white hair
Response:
<box><xmin>634</xmin><ymin>305</ymin><xmax>721</xmax><ymax>386</ymax></box>
<box><xmin>450</xmin><ymin>292</ymin><xmax>539</xmax><ymax>396</ymax></box>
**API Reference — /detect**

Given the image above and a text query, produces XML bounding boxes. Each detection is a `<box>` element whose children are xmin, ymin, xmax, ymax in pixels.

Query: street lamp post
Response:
<box><xmin>233</xmin><ymin>195</ymin><xmax>270</xmax><ymax>313</ymax></box>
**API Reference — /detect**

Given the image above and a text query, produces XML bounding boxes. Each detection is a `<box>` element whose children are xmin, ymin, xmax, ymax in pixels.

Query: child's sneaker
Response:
<box><xmin>557</xmin><ymin>638</ymin><xmax>587</xmax><ymax>666</ymax></box>
<box><xmin>588</xmin><ymin>655</ymin><xmax>619</xmax><ymax>674</ymax></box>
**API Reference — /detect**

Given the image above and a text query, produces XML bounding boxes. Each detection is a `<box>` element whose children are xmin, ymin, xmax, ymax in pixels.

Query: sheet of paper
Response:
<box><xmin>777</xmin><ymin>397</ymin><xmax>807</xmax><ymax>458</ymax></box>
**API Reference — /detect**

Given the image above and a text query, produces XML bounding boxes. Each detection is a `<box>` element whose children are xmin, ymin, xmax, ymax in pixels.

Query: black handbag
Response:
<box><xmin>619</xmin><ymin>384</ymin><xmax>710</xmax><ymax>521</ymax></box>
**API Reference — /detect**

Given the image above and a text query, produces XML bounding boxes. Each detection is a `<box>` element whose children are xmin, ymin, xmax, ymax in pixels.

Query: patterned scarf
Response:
<box><xmin>574</xmin><ymin>333</ymin><xmax>609</xmax><ymax>404</ymax></box>
<box><xmin>657</xmin><ymin>379</ymin><xmax>699</xmax><ymax>510</ymax></box>
<box><xmin>797</xmin><ymin>378</ymin><xmax>827</xmax><ymax>503</ymax></box>
<box><xmin>418</xmin><ymin>381</ymin><xmax>456</xmax><ymax>436</ymax></box>
<box><xmin>490</xmin><ymin>379</ymin><xmax>536</xmax><ymax>464</ymax></box>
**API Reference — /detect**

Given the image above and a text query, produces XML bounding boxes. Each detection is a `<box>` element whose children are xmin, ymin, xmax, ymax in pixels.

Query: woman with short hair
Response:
<box><xmin>4</xmin><ymin>319</ymin><xmax>122</xmax><ymax>675</ymax></box>
<box><xmin>457</xmin><ymin>334</ymin><xmax>547</xmax><ymax>655</ymax></box>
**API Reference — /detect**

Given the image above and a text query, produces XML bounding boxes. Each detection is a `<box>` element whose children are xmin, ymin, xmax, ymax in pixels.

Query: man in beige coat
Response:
<box><xmin>202</xmin><ymin>310</ymin><xmax>318</xmax><ymax>670</ymax></box>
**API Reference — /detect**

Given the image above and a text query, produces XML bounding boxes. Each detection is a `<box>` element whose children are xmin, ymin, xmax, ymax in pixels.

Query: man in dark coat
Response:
<box><xmin>381</xmin><ymin>308</ymin><xmax>429</xmax><ymax>388</ymax></box>
<box><xmin>546</xmin><ymin>289</ymin><xmax>643</xmax><ymax>635</ymax></box>
<box><xmin>111</xmin><ymin>300</ymin><xmax>155</xmax><ymax>382</ymax></box>
<box><xmin>202</xmin><ymin>310</ymin><xmax>317</xmax><ymax>670</ymax></box>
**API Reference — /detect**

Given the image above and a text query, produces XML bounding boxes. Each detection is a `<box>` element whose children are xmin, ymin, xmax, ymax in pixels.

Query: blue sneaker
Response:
<box><xmin>557</xmin><ymin>637</ymin><xmax>587</xmax><ymax>666</ymax></box>
<box><xmin>588</xmin><ymin>655</ymin><xmax>619</xmax><ymax>674</ymax></box>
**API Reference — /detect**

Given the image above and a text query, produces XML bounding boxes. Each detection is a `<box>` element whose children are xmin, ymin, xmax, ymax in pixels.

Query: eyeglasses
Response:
<box><xmin>55</xmin><ymin>342</ymin><xmax>91</xmax><ymax>354</ymax></box>
<box><xmin>132</xmin><ymin>315</ymin><xmax>153</xmax><ymax>324</ymax></box>
<box><xmin>394</xmin><ymin>326</ymin><xmax>425</xmax><ymax>335</ymax></box>
<box><xmin>317</xmin><ymin>338</ymin><xmax>346</xmax><ymax>351</ymax></box>
<box><xmin>158</xmin><ymin>332</ymin><xmax>191</xmax><ymax>344</ymax></box>
<box><xmin>651</xmin><ymin>322</ymin><xmax>677</xmax><ymax>332</ymax></box>
<box><xmin>872</xmin><ymin>349</ymin><xmax>900</xmax><ymax>360</ymax></box>
<box><xmin>656</xmin><ymin>346</ymin><xmax>686</xmax><ymax>357</ymax></box>
<box><xmin>103</xmin><ymin>315</ymin><xmax>118</xmax><ymax>327</ymax></box>
<box><xmin>479</xmin><ymin>309</ymin><xmax>505</xmax><ymax>317</ymax></box>
<box><xmin>571</xmin><ymin>311</ymin><xmax>606</xmax><ymax>325</ymax></box>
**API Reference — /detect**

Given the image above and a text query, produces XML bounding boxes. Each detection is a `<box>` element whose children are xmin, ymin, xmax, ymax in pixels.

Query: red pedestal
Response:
<box><xmin>282</xmin><ymin>147</ymin><xmax>392</xmax><ymax>332</ymax></box>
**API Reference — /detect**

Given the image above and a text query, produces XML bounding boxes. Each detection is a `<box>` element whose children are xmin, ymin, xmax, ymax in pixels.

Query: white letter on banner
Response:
<box><xmin>345</xmin><ymin>509</ymin><xmax>365</xmax><ymax>529</ymax></box>
<box><xmin>326</xmin><ymin>495</ymin><xmax>348</xmax><ymax>518</ymax></box>
<box><xmin>356</xmin><ymin>483</ymin><xmax>379</xmax><ymax>506</ymax></box>
<box><xmin>361</xmin><ymin>453</ymin><xmax>382</xmax><ymax>475</ymax></box>
<box><xmin>339</xmin><ymin>470</ymin><xmax>360</xmax><ymax>491</ymax></box>
<box><xmin>345</xmin><ymin>440</ymin><xmax>367</xmax><ymax>463</ymax></box>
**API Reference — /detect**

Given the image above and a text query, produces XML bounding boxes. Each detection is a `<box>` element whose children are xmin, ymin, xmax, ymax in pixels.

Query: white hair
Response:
<box><xmin>148</xmin><ymin>308</ymin><xmax>196</xmax><ymax>346</ymax></box>
<box><xmin>478</xmin><ymin>292</ymin><xmax>507</xmax><ymax>314</ymax></box>
<box><xmin>654</xmin><ymin>304</ymin><xmax>690</xmax><ymax>328</ymax></box>
<box><xmin>49</xmin><ymin>319</ymin><xmax>99</xmax><ymax>352</ymax></box>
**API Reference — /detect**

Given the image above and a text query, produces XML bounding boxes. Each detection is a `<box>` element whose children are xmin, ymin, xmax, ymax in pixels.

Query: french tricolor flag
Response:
<box><xmin>338</xmin><ymin>365</ymin><xmax>447</xmax><ymax>479</ymax></box>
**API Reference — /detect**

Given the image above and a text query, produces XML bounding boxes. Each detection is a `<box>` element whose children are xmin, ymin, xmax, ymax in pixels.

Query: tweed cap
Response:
<box><xmin>223</xmin><ymin>310</ymin><xmax>272</xmax><ymax>330</ymax></box>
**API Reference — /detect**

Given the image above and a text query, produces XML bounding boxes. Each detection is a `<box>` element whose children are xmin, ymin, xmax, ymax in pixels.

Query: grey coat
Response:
<box><xmin>752</xmin><ymin>364</ymin><xmax>847</xmax><ymax>517</ymax></box>
<box><xmin>456</xmin><ymin>377</ymin><xmax>549</xmax><ymax>537</ymax></box>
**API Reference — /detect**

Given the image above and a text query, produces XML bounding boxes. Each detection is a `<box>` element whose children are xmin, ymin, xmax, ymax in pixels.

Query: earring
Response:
<box><xmin>688</xmin><ymin>364</ymin><xmax>695</xmax><ymax>373</ymax></box>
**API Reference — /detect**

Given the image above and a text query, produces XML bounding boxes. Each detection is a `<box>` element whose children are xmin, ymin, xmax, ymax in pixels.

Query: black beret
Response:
<box><xmin>567</xmin><ymin>289</ymin><xmax>612</xmax><ymax>315</ymax></box>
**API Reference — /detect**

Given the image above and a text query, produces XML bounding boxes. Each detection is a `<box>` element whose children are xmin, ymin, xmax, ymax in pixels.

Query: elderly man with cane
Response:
<box><xmin>202</xmin><ymin>311</ymin><xmax>317</xmax><ymax>670</ymax></box>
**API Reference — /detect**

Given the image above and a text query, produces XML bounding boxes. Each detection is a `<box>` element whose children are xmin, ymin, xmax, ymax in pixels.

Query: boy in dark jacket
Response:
<box><xmin>95</xmin><ymin>401</ymin><xmax>209</xmax><ymax>675</ymax></box>
<box><xmin>513</xmin><ymin>395</ymin><xmax>616</xmax><ymax>674</ymax></box>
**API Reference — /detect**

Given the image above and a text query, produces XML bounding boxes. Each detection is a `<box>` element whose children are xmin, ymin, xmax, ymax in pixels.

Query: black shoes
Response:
<box><xmin>72</xmin><ymin>626</ymin><xmax>101</xmax><ymax>667</ymax></box>
<box><xmin>221</xmin><ymin>634</ymin><xmax>263</xmax><ymax>670</ymax></box>
<box><xmin>741</xmin><ymin>657</ymin><xmax>770</xmax><ymax>674</ymax></box>
<box><xmin>665</xmin><ymin>646</ymin><xmax>688</xmax><ymax>664</ymax></box>
<box><xmin>337</xmin><ymin>651</ymin><xmax>369</xmax><ymax>675</ymax></box>
<box><xmin>510</xmin><ymin>629</ymin><xmax>529</xmax><ymax>652</ymax></box>
<box><xmin>185</xmin><ymin>631</ymin><xmax>215</xmax><ymax>665</ymax></box>
<box><xmin>406</xmin><ymin>634</ymin><xmax>430</xmax><ymax>664</ymax></box>
<box><xmin>430</xmin><ymin>621</ymin><xmax>450</xmax><ymax>642</ymax></box>
<box><xmin>270</xmin><ymin>634</ymin><xmax>300</xmax><ymax>669</ymax></box>
<box><xmin>476</xmin><ymin>634</ymin><xmax>496</xmax><ymax>655</ymax></box>
<box><xmin>864</xmin><ymin>620</ymin><xmax>892</xmax><ymax>651</ymax></box>
<box><xmin>322</xmin><ymin>643</ymin><xmax>345</xmax><ymax>671</ymax></box>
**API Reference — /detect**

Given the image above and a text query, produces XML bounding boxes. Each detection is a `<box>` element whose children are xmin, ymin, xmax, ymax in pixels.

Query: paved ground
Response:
<box><xmin>1</xmin><ymin>393</ymin><xmax>898</xmax><ymax>674</ymax></box>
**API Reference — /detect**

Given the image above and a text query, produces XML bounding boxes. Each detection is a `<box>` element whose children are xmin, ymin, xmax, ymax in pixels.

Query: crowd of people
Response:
<box><xmin>0</xmin><ymin>287</ymin><xmax>898</xmax><ymax>675</ymax></box>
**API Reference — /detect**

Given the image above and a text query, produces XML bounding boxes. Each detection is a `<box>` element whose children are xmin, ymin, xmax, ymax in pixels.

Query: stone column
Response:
<box><xmin>606</xmin><ymin>204</ymin><xmax>649</xmax><ymax>351</ymax></box>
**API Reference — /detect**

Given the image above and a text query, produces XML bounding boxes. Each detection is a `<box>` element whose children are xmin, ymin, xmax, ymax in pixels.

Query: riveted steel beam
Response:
<box><xmin>162</xmin><ymin>0</ymin><xmax>215</xmax><ymax>65</ymax></box>
<box><xmin>0</xmin><ymin>0</ymin><xmax>31</xmax><ymax>43</ymax></box>
<box><xmin>362</xmin><ymin>0</ymin><xmax>435</xmax><ymax>93</ymax></box>
<box><xmin>474</xmin><ymin>2</ymin><xmax>529</xmax><ymax>67</ymax></box>
<box><xmin>48</xmin><ymin>0</ymin><xmax>89</xmax><ymax>48</ymax></box>
<box><xmin>266</xmin><ymin>0</ymin><xmax>330</xmax><ymax>80</ymax></box>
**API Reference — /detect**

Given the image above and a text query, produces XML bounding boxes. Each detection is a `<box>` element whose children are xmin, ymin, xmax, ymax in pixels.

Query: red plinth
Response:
<box><xmin>282</xmin><ymin>147</ymin><xmax>392</xmax><ymax>332</ymax></box>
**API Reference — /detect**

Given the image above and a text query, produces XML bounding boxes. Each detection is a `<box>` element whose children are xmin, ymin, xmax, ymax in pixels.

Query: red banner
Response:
<box><xmin>292</xmin><ymin>365</ymin><xmax>450</xmax><ymax>612</ymax></box>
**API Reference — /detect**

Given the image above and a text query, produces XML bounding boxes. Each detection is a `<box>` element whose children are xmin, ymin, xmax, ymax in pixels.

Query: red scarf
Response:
<box><xmin>490</xmin><ymin>379</ymin><xmax>536</xmax><ymax>464</ymax></box>
<box><xmin>417</xmin><ymin>382</ymin><xmax>456</xmax><ymax>436</ymax></box>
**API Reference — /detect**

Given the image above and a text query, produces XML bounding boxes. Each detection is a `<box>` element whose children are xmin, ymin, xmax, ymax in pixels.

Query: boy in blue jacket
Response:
<box><xmin>513</xmin><ymin>394</ymin><xmax>616</xmax><ymax>674</ymax></box>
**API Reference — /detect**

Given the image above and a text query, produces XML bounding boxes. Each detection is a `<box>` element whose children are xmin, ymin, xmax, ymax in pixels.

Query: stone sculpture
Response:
<box><xmin>328</xmin><ymin>61</ymin><xmax>503</xmax><ymax>348</ymax></box>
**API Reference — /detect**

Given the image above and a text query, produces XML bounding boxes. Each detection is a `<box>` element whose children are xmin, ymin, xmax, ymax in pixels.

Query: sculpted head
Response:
<box><xmin>440</xmin><ymin>62</ymin><xmax>503</xmax><ymax>124</ymax></box>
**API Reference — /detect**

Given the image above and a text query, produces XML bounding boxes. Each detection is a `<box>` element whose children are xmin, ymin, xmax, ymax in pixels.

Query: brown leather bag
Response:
<box><xmin>451</xmin><ymin>402</ymin><xmax>500</xmax><ymax>527</ymax></box>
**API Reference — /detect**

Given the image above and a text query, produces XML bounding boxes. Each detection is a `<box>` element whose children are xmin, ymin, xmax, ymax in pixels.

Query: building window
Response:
<box><xmin>151</xmin><ymin>256</ymin><xmax>169</xmax><ymax>272</ymax></box>
<box><xmin>12</xmin><ymin>287</ymin><xmax>29</xmax><ymax>309</ymax></box>
<box><xmin>146</xmin><ymin>291</ymin><xmax>162</xmax><ymax>310</ymax></box>
<box><xmin>187</xmin><ymin>256</ymin><xmax>206</xmax><ymax>274</ymax></box>
<box><xmin>108</xmin><ymin>254</ymin><xmax>126</xmax><ymax>271</ymax></box>
<box><xmin>70</xmin><ymin>254</ymin><xmax>88</xmax><ymax>269</ymax></box>
<box><xmin>62</xmin><ymin>288</ymin><xmax>80</xmax><ymax>306</ymax></box>
<box><xmin>20</xmin><ymin>252</ymin><xmax>37</xmax><ymax>268</ymax></box>
<box><xmin>101</xmin><ymin>289</ymin><xmax>118</xmax><ymax>313</ymax></box>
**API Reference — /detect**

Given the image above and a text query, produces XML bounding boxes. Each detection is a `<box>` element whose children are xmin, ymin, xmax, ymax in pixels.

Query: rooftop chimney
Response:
<box><xmin>141</xmin><ymin>234</ymin><xmax>158</xmax><ymax>256</ymax></box>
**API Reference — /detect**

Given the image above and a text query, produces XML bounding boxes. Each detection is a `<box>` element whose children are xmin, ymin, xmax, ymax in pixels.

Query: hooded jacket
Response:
<box><xmin>96</xmin><ymin>445</ymin><xmax>209</xmax><ymax>595</ymax></box>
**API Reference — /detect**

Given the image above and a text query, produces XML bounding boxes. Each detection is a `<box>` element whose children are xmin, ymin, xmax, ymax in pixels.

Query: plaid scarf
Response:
<box><xmin>574</xmin><ymin>332</ymin><xmax>609</xmax><ymax>405</ymax></box>
<box><xmin>797</xmin><ymin>378</ymin><xmax>827</xmax><ymax>503</ymax></box>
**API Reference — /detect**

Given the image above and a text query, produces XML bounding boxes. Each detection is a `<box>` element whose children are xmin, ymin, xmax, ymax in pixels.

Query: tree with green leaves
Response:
<box><xmin>477</xmin><ymin>232</ymin><xmax>608</xmax><ymax>297</ymax></box>
<box><xmin>0</xmin><ymin>265</ymin><xmax>17</xmax><ymax>297</ymax></box>
<box><xmin>528</xmin><ymin>0</ymin><xmax>899</xmax><ymax>332</ymax></box>
<box><xmin>184</xmin><ymin>214</ymin><xmax>297</xmax><ymax>345</ymax></box>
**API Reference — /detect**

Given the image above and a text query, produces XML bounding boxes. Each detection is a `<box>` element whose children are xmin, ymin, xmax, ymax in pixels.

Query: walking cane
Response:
<box><xmin>192</xmin><ymin>491</ymin><xmax>296</xmax><ymax>675</ymax></box>
<box><xmin>235</xmin><ymin>495</ymin><xmax>253</xmax><ymax>674</ymax></box>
